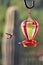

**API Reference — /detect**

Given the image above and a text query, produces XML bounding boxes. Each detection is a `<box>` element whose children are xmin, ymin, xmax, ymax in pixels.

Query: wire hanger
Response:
<box><xmin>24</xmin><ymin>0</ymin><xmax>34</xmax><ymax>9</ymax></box>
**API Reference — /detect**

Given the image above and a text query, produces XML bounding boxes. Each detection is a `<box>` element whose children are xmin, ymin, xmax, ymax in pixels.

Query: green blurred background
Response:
<box><xmin>0</xmin><ymin>0</ymin><xmax>43</xmax><ymax>64</ymax></box>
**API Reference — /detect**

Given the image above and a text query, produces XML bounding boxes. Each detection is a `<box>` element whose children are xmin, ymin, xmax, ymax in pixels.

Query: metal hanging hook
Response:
<box><xmin>24</xmin><ymin>0</ymin><xmax>34</xmax><ymax>9</ymax></box>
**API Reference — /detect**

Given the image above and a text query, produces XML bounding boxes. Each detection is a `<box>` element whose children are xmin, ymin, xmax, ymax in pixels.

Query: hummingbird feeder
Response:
<box><xmin>19</xmin><ymin>0</ymin><xmax>39</xmax><ymax>47</ymax></box>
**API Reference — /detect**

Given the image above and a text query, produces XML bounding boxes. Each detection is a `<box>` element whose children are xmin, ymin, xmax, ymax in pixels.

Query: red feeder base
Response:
<box><xmin>19</xmin><ymin>40</ymin><xmax>39</xmax><ymax>47</ymax></box>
